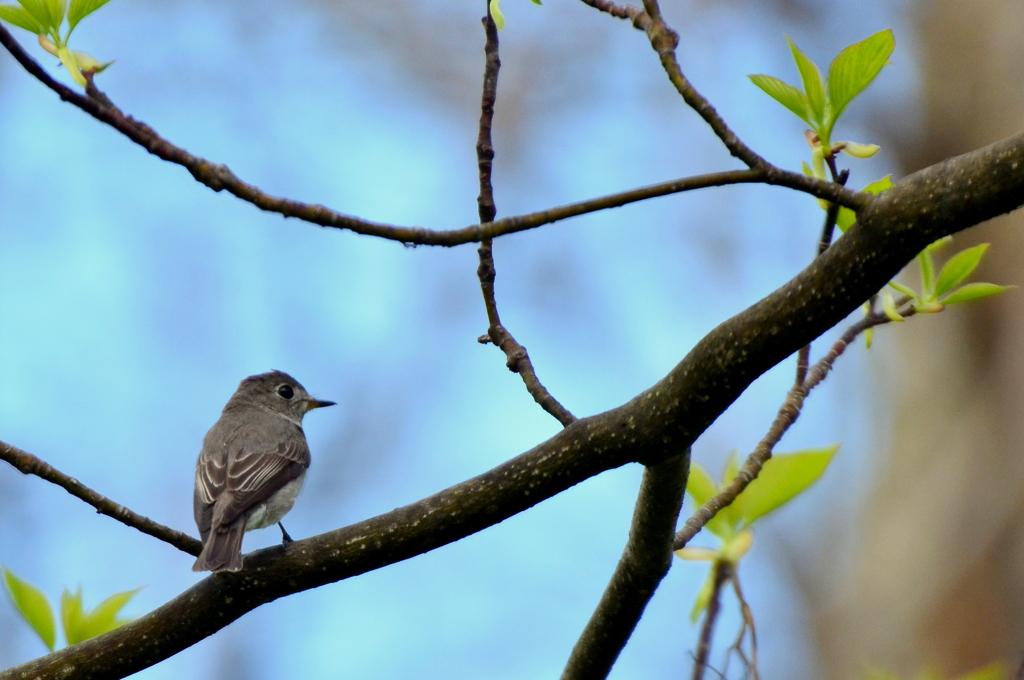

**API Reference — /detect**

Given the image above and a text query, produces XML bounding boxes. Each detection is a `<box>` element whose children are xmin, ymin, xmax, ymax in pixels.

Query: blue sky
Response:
<box><xmin>0</xmin><ymin>0</ymin><xmax>913</xmax><ymax>677</ymax></box>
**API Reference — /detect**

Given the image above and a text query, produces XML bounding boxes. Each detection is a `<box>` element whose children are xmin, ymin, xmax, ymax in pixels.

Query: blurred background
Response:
<box><xmin>0</xmin><ymin>0</ymin><xmax>1020</xmax><ymax>678</ymax></box>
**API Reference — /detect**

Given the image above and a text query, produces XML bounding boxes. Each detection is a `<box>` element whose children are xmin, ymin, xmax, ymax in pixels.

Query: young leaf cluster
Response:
<box><xmin>2</xmin><ymin>567</ymin><xmax>139</xmax><ymax>651</ymax></box>
<box><xmin>884</xmin><ymin>241</ymin><xmax>1010</xmax><ymax>322</ymax></box>
<box><xmin>676</xmin><ymin>446</ymin><xmax>838</xmax><ymax>621</ymax></box>
<box><xmin>750</xmin><ymin>29</ymin><xmax>894</xmax><ymax>152</ymax></box>
<box><xmin>0</xmin><ymin>0</ymin><xmax>112</xmax><ymax>86</ymax></box>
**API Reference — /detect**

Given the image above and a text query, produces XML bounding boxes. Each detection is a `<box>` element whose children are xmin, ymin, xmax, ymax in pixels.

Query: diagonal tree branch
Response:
<box><xmin>0</xmin><ymin>440</ymin><xmax>201</xmax><ymax>555</ymax></box>
<box><xmin>561</xmin><ymin>451</ymin><xmax>689</xmax><ymax>680</ymax></box>
<box><xmin>673</xmin><ymin>302</ymin><xmax>914</xmax><ymax>552</ymax></box>
<box><xmin>0</xmin><ymin>25</ymin><xmax>866</xmax><ymax>247</ymax></box>
<box><xmin>1</xmin><ymin>127</ymin><xmax>1022</xmax><ymax>680</ymax></box>
<box><xmin>637</xmin><ymin>0</ymin><xmax>766</xmax><ymax>169</ymax></box>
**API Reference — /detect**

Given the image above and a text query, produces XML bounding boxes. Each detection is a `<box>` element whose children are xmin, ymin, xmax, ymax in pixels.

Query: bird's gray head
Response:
<box><xmin>225</xmin><ymin>370</ymin><xmax>336</xmax><ymax>422</ymax></box>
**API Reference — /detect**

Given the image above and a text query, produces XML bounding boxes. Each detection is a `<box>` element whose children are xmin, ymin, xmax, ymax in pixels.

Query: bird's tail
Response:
<box><xmin>192</xmin><ymin>521</ymin><xmax>246</xmax><ymax>572</ymax></box>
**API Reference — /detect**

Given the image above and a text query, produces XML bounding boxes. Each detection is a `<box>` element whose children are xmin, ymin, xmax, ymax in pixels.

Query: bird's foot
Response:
<box><xmin>278</xmin><ymin>522</ymin><xmax>294</xmax><ymax>544</ymax></box>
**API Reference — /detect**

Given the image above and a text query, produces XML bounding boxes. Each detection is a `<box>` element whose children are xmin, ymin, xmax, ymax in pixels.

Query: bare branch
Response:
<box><xmin>0</xmin><ymin>440</ymin><xmax>201</xmax><ymax>555</ymax></box>
<box><xmin>692</xmin><ymin>560</ymin><xmax>731</xmax><ymax>680</ymax></box>
<box><xmin>473</xmin><ymin>8</ymin><xmax>576</xmax><ymax>427</ymax></box>
<box><xmin>475</xmin><ymin>7</ymin><xmax>500</xmax><ymax>227</ymax></box>
<box><xmin>0</xmin><ymin>25</ymin><xmax>864</xmax><ymax>247</ymax></box>
<box><xmin>560</xmin><ymin>451</ymin><xmax>688</xmax><ymax>680</ymax></box>
<box><xmin>724</xmin><ymin>573</ymin><xmax>760</xmax><ymax>680</ymax></box>
<box><xmin>477</xmin><ymin>240</ymin><xmax>577</xmax><ymax>426</ymax></box>
<box><xmin>577</xmin><ymin>0</ymin><xmax>650</xmax><ymax>29</ymax></box>
<box><xmin>637</xmin><ymin>0</ymin><xmax>764</xmax><ymax>168</ymax></box>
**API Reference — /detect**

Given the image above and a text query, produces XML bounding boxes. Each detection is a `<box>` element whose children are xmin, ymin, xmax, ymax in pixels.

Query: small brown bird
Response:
<box><xmin>192</xmin><ymin>371</ymin><xmax>335</xmax><ymax>572</ymax></box>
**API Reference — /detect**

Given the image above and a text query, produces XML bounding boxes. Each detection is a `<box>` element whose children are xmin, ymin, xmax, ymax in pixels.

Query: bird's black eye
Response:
<box><xmin>277</xmin><ymin>385</ymin><xmax>294</xmax><ymax>400</ymax></box>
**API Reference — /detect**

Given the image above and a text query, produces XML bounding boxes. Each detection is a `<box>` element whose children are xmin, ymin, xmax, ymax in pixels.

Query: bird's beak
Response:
<box><xmin>304</xmin><ymin>398</ymin><xmax>336</xmax><ymax>412</ymax></box>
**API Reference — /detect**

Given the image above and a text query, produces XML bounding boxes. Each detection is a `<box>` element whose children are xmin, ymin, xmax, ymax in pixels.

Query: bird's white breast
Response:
<box><xmin>244</xmin><ymin>471</ymin><xmax>306</xmax><ymax>531</ymax></box>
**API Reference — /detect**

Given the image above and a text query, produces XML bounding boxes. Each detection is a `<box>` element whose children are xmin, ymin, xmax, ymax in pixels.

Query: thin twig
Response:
<box><xmin>0</xmin><ymin>24</ymin><xmax>866</xmax><ymax>248</ymax></box>
<box><xmin>817</xmin><ymin>168</ymin><xmax>850</xmax><ymax>257</ymax></box>
<box><xmin>797</xmin><ymin>168</ymin><xmax>850</xmax><ymax>385</ymax></box>
<box><xmin>723</xmin><ymin>572</ymin><xmax>759</xmax><ymax>680</ymax></box>
<box><xmin>577</xmin><ymin>0</ymin><xmax>650</xmax><ymax>29</ymax></box>
<box><xmin>560</xmin><ymin>452</ymin><xmax>689</xmax><ymax>680</ymax></box>
<box><xmin>637</xmin><ymin>0</ymin><xmax>764</xmax><ymax>169</ymax></box>
<box><xmin>595</xmin><ymin>0</ymin><xmax>869</xmax><ymax>213</ymax></box>
<box><xmin>473</xmin><ymin>7</ymin><xmax>576</xmax><ymax>427</ymax></box>
<box><xmin>673</xmin><ymin>302</ymin><xmax>914</xmax><ymax>551</ymax></box>
<box><xmin>0</xmin><ymin>439</ymin><xmax>201</xmax><ymax>555</ymax></box>
<box><xmin>692</xmin><ymin>560</ymin><xmax>731</xmax><ymax>680</ymax></box>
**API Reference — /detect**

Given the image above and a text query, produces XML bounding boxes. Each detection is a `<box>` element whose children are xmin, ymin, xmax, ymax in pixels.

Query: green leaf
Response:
<box><xmin>722</xmin><ymin>450</ymin><xmax>740</xmax><ymax>487</ymax></box>
<box><xmin>882</xmin><ymin>288</ymin><xmax>905</xmax><ymax>322</ymax></box>
<box><xmin>834</xmin><ymin>177</ymin><xmax>890</xmax><ymax>234</ymax></box>
<box><xmin>926</xmin><ymin>235</ymin><xmax>954</xmax><ymax>252</ymax></box>
<box><xmin>934</xmin><ymin>243</ymin><xmax>988</xmax><ymax>297</ymax></box>
<box><xmin>862</xmin><ymin>175</ymin><xmax>893</xmax><ymax>194</ymax></box>
<box><xmin>836</xmin><ymin>206</ymin><xmax>856</xmax><ymax>232</ymax></box>
<box><xmin>67</xmin><ymin>0</ymin><xmax>111</xmax><ymax>32</ymax></box>
<box><xmin>78</xmin><ymin>588</ymin><xmax>140</xmax><ymax>640</ymax></box>
<box><xmin>61</xmin><ymin>586</ymin><xmax>85</xmax><ymax>645</ymax></box>
<box><xmin>718</xmin><ymin>451</ymin><xmax>743</xmax><ymax>527</ymax></box>
<box><xmin>940</xmin><ymin>282</ymin><xmax>1010</xmax><ymax>305</ymax></box>
<box><xmin>689</xmin><ymin>567</ymin><xmax>716</xmax><ymax>623</ymax></box>
<box><xmin>488</xmin><ymin>0</ymin><xmax>504</xmax><ymax>30</ymax></box>
<box><xmin>56</xmin><ymin>43</ymin><xmax>86</xmax><ymax>86</ymax></box>
<box><xmin>687</xmin><ymin>461</ymin><xmax>734</xmax><ymax>539</ymax></box>
<box><xmin>826</xmin><ymin>29</ymin><xmax>895</xmax><ymax>125</ymax></box>
<box><xmin>686</xmin><ymin>461</ymin><xmax>718</xmax><ymax>506</ymax></box>
<box><xmin>917</xmin><ymin>249</ymin><xmax>935</xmax><ymax>296</ymax></box>
<box><xmin>0</xmin><ymin>4</ymin><xmax>44</xmax><ymax>31</ymax></box>
<box><xmin>864</xmin><ymin>669</ymin><xmax>904</xmax><ymax>680</ymax></box>
<box><xmin>733</xmin><ymin>445</ymin><xmax>838</xmax><ymax>526</ymax></box>
<box><xmin>956</xmin><ymin>661</ymin><xmax>1009</xmax><ymax>680</ymax></box>
<box><xmin>2</xmin><ymin>568</ymin><xmax>56</xmax><ymax>651</ymax></box>
<box><xmin>787</xmin><ymin>37</ymin><xmax>826</xmax><ymax>129</ymax></box>
<box><xmin>39</xmin><ymin>0</ymin><xmax>63</xmax><ymax>32</ymax></box>
<box><xmin>15</xmin><ymin>0</ymin><xmax>53</xmax><ymax>32</ymax></box>
<box><xmin>748</xmin><ymin>74</ymin><xmax>811</xmax><ymax>126</ymax></box>
<box><xmin>887</xmin><ymin>280</ymin><xmax>918</xmax><ymax>300</ymax></box>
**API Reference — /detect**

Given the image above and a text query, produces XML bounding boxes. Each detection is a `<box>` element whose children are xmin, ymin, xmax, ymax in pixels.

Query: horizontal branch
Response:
<box><xmin>0</xmin><ymin>440</ymin><xmax>201</xmax><ymax>555</ymax></box>
<box><xmin>0</xmin><ymin>26</ymin><xmax>865</xmax><ymax>246</ymax></box>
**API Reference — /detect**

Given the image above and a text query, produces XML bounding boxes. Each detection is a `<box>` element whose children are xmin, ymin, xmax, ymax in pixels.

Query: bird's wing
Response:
<box><xmin>194</xmin><ymin>421</ymin><xmax>241</xmax><ymax>541</ymax></box>
<box><xmin>213</xmin><ymin>436</ymin><xmax>311</xmax><ymax>529</ymax></box>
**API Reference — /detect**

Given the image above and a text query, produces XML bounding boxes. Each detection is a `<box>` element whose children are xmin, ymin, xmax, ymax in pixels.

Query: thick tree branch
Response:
<box><xmin>4</xmin><ymin>130</ymin><xmax>1024</xmax><ymax>680</ymax></box>
<box><xmin>0</xmin><ymin>25</ymin><xmax>864</xmax><ymax>246</ymax></box>
<box><xmin>561</xmin><ymin>451</ymin><xmax>688</xmax><ymax>680</ymax></box>
<box><xmin>0</xmin><ymin>440</ymin><xmax>201</xmax><ymax>555</ymax></box>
